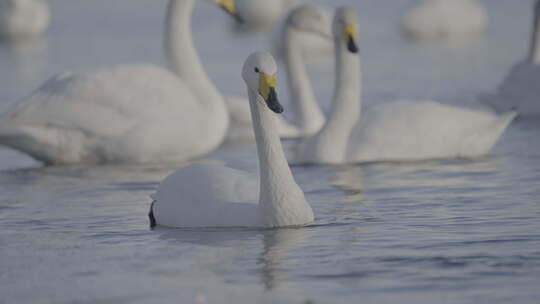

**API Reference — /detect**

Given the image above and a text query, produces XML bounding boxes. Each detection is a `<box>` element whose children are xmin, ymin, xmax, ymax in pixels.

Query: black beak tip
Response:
<box><xmin>221</xmin><ymin>6</ymin><xmax>244</xmax><ymax>24</ymax></box>
<box><xmin>347</xmin><ymin>36</ymin><xmax>359</xmax><ymax>54</ymax></box>
<box><xmin>266</xmin><ymin>88</ymin><xmax>284</xmax><ymax>114</ymax></box>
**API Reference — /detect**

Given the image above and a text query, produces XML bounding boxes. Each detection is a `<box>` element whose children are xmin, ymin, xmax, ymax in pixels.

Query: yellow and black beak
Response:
<box><xmin>258</xmin><ymin>72</ymin><xmax>283</xmax><ymax>114</ymax></box>
<box><xmin>217</xmin><ymin>0</ymin><xmax>243</xmax><ymax>24</ymax></box>
<box><xmin>343</xmin><ymin>23</ymin><xmax>359</xmax><ymax>54</ymax></box>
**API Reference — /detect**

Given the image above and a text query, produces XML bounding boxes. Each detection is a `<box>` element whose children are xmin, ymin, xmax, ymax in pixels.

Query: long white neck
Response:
<box><xmin>530</xmin><ymin>2</ymin><xmax>540</xmax><ymax>64</ymax></box>
<box><xmin>165</xmin><ymin>0</ymin><xmax>225</xmax><ymax>108</ymax></box>
<box><xmin>284</xmin><ymin>27</ymin><xmax>326</xmax><ymax>136</ymax></box>
<box><xmin>312</xmin><ymin>37</ymin><xmax>361</xmax><ymax>162</ymax></box>
<box><xmin>248</xmin><ymin>90</ymin><xmax>313</xmax><ymax>227</ymax></box>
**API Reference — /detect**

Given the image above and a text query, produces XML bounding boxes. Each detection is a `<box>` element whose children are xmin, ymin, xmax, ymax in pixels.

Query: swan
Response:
<box><xmin>149</xmin><ymin>52</ymin><xmax>314</xmax><ymax>228</ymax></box>
<box><xmin>486</xmin><ymin>0</ymin><xmax>540</xmax><ymax>117</ymax></box>
<box><xmin>0</xmin><ymin>0</ymin><xmax>49</xmax><ymax>41</ymax></box>
<box><xmin>226</xmin><ymin>4</ymin><xmax>331</xmax><ymax>142</ymax></box>
<box><xmin>402</xmin><ymin>0</ymin><xmax>487</xmax><ymax>42</ymax></box>
<box><xmin>296</xmin><ymin>7</ymin><xmax>516</xmax><ymax>165</ymax></box>
<box><xmin>0</xmin><ymin>0</ymin><xmax>241</xmax><ymax>165</ymax></box>
<box><xmin>230</xmin><ymin>0</ymin><xmax>300</xmax><ymax>32</ymax></box>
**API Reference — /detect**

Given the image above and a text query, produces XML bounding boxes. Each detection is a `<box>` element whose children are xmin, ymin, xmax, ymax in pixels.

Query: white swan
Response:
<box><xmin>296</xmin><ymin>7</ymin><xmax>515</xmax><ymax>165</ymax></box>
<box><xmin>230</xmin><ymin>0</ymin><xmax>300</xmax><ymax>32</ymax></box>
<box><xmin>402</xmin><ymin>0</ymin><xmax>487</xmax><ymax>42</ymax></box>
<box><xmin>486</xmin><ymin>0</ymin><xmax>540</xmax><ymax>117</ymax></box>
<box><xmin>0</xmin><ymin>0</ymin><xmax>49</xmax><ymax>41</ymax></box>
<box><xmin>0</xmin><ymin>0</ymin><xmax>239</xmax><ymax>165</ymax></box>
<box><xmin>226</xmin><ymin>4</ymin><xmax>331</xmax><ymax>142</ymax></box>
<box><xmin>150</xmin><ymin>52</ymin><xmax>314</xmax><ymax>228</ymax></box>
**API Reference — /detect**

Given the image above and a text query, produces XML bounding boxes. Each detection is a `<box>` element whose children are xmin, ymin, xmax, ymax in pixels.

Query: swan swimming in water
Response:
<box><xmin>402</xmin><ymin>0</ymin><xmax>487</xmax><ymax>42</ymax></box>
<box><xmin>226</xmin><ymin>4</ymin><xmax>332</xmax><ymax>142</ymax></box>
<box><xmin>296</xmin><ymin>6</ymin><xmax>515</xmax><ymax>165</ymax></box>
<box><xmin>0</xmin><ymin>0</ymin><xmax>49</xmax><ymax>41</ymax></box>
<box><xmin>0</xmin><ymin>0</ymin><xmax>241</xmax><ymax>165</ymax></box>
<box><xmin>149</xmin><ymin>52</ymin><xmax>314</xmax><ymax>228</ymax></box>
<box><xmin>486</xmin><ymin>0</ymin><xmax>540</xmax><ymax>117</ymax></box>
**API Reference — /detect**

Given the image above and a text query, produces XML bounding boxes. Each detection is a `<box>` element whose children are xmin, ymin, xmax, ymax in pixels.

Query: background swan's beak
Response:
<box><xmin>259</xmin><ymin>73</ymin><xmax>283</xmax><ymax>114</ymax></box>
<box><xmin>218</xmin><ymin>0</ymin><xmax>244</xmax><ymax>24</ymax></box>
<box><xmin>344</xmin><ymin>24</ymin><xmax>359</xmax><ymax>54</ymax></box>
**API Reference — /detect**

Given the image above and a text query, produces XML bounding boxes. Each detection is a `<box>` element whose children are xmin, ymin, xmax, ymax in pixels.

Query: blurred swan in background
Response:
<box><xmin>0</xmin><ymin>0</ymin><xmax>240</xmax><ymax>165</ymax></box>
<box><xmin>0</xmin><ymin>0</ymin><xmax>49</xmax><ymax>41</ymax></box>
<box><xmin>485</xmin><ymin>0</ymin><xmax>540</xmax><ymax>117</ymax></box>
<box><xmin>150</xmin><ymin>52</ymin><xmax>314</xmax><ymax>228</ymax></box>
<box><xmin>402</xmin><ymin>0</ymin><xmax>487</xmax><ymax>42</ymax></box>
<box><xmin>226</xmin><ymin>4</ymin><xmax>332</xmax><ymax>142</ymax></box>
<box><xmin>231</xmin><ymin>0</ymin><xmax>299</xmax><ymax>32</ymax></box>
<box><xmin>297</xmin><ymin>7</ymin><xmax>515</xmax><ymax>165</ymax></box>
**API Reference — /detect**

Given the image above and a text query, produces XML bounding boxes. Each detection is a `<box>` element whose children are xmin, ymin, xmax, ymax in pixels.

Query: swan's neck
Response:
<box><xmin>284</xmin><ymin>28</ymin><xmax>325</xmax><ymax>135</ymax></box>
<box><xmin>165</xmin><ymin>0</ymin><xmax>225</xmax><ymax>108</ymax></box>
<box><xmin>248</xmin><ymin>90</ymin><xmax>312</xmax><ymax>227</ymax></box>
<box><xmin>530</xmin><ymin>4</ymin><xmax>540</xmax><ymax>64</ymax></box>
<box><xmin>314</xmin><ymin>38</ymin><xmax>361</xmax><ymax>162</ymax></box>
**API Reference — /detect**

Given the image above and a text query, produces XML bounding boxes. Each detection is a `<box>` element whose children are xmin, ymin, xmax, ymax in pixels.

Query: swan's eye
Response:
<box><xmin>254</xmin><ymin>68</ymin><xmax>260</xmax><ymax>73</ymax></box>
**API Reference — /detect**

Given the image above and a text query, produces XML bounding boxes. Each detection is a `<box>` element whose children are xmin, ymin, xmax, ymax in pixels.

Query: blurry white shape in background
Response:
<box><xmin>401</xmin><ymin>0</ymin><xmax>487</xmax><ymax>43</ymax></box>
<box><xmin>485</xmin><ymin>0</ymin><xmax>540</xmax><ymax>117</ymax></box>
<box><xmin>0</xmin><ymin>0</ymin><xmax>49</xmax><ymax>42</ymax></box>
<box><xmin>232</xmin><ymin>0</ymin><xmax>300</xmax><ymax>32</ymax></box>
<box><xmin>226</xmin><ymin>4</ymin><xmax>332</xmax><ymax>142</ymax></box>
<box><xmin>0</xmin><ymin>0</ymin><xmax>238</xmax><ymax>165</ymax></box>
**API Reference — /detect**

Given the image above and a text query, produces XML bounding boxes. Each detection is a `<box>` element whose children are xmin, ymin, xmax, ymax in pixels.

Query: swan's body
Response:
<box><xmin>151</xmin><ymin>52</ymin><xmax>314</xmax><ymax>228</ymax></box>
<box><xmin>0</xmin><ymin>0</ymin><xmax>236</xmax><ymax>165</ymax></box>
<box><xmin>402</xmin><ymin>0</ymin><xmax>487</xmax><ymax>42</ymax></box>
<box><xmin>0</xmin><ymin>0</ymin><xmax>49</xmax><ymax>41</ymax></box>
<box><xmin>232</xmin><ymin>0</ymin><xmax>300</xmax><ymax>32</ymax></box>
<box><xmin>487</xmin><ymin>0</ymin><xmax>540</xmax><ymax>117</ymax></box>
<box><xmin>297</xmin><ymin>7</ymin><xmax>515</xmax><ymax>165</ymax></box>
<box><xmin>226</xmin><ymin>4</ymin><xmax>331</xmax><ymax>142</ymax></box>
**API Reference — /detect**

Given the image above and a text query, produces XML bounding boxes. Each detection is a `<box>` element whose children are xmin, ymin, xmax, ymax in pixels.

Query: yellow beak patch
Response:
<box><xmin>343</xmin><ymin>24</ymin><xmax>358</xmax><ymax>43</ymax></box>
<box><xmin>259</xmin><ymin>73</ymin><xmax>277</xmax><ymax>100</ymax></box>
<box><xmin>219</xmin><ymin>0</ymin><xmax>237</xmax><ymax>15</ymax></box>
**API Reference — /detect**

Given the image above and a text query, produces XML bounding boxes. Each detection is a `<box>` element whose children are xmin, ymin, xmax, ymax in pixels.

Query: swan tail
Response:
<box><xmin>464</xmin><ymin>111</ymin><xmax>516</xmax><ymax>157</ymax></box>
<box><xmin>0</xmin><ymin>120</ymin><xmax>81</xmax><ymax>165</ymax></box>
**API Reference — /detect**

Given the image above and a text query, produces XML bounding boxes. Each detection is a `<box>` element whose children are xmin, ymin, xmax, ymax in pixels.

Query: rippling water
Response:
<box><xmin>1</xmin><ymin>0</ymin><xmax>539</xmax><ymax>303</ymax></box>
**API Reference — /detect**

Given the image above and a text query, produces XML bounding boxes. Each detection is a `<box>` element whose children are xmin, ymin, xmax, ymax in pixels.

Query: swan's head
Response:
<box><xmin>209</xmin><ymin>0</ymin><xmax>244</xmax><ymax>23</ymax></box>
<box><xmin>286</xmin><ymin>4</ymin><xmax>333</xmax><ymax>40</ymax></box>
<box><xmin>242</xmin><ymin>52</ymin><xmax>283</xmax><ymax>114</ymax></box>
<box><xmin>333</xmin><ymin>6</ymin><xmax>359</xmax><ymax>54</ymax></box>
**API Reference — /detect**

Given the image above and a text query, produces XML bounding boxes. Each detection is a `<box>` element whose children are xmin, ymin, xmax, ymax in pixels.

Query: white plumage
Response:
<box><xmin>152</xmin><ymin>52</ymin><xmax>314</xmax><ymax>228</ymax></box>
<box><xmin>0</xmin><ymin>0</ymin><xmax>49</xmax><ymax>41</ymax></box>
<box><xmin>226</xmin><ymin>4</ymin><xmax>332</xmax><ymax>142</ymax></box>
<box><xmin>297</xmin><ymin>7</ymin><xmax>515</xmax><ymax>165</ymax></box>
<box><xmin>402</xmin><ymin>0</ymin><xmax>487</xmax><ymax>42</ymax></box>
<box><xmin>0</xmin><ymin>0</ymin><xmax>233</xmax><ymax>165</ymax></box>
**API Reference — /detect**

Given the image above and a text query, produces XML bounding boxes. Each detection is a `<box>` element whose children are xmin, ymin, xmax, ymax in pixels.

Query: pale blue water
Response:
<box><xmin>1</xmin><ymin>0</ymin><xmax>539</xmax><ymax>303</ymax></box>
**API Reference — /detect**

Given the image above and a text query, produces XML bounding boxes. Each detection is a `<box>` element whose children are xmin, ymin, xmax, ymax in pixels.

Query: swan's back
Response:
<box><xmin>0</xmin><ymin>65</ymin><xmax>216</xmax><ymax>164</ymax></box>
<box><xmin>402</xmin><ymin>0</ymin><xmax>487</xmax><ymax>41</ymax></box>
<box><xmin>152</xmin><ymin>162</ymin><xmax>259</xmax><ymax>228</ymax></box>
<box><xmin>348</xmin><ymin>101</ymin><xmax>515</xmax><ymax>162</ymax></box>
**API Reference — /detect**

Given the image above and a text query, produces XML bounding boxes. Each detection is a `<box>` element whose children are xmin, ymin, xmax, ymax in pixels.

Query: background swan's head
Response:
<box><xmin>242</xmin><ymin>52</ymin><xmax>283</xmax><ymax>114</ymax></box>
<box><xmin>208</xmin><ymin>0</ymin><xmax>243</xmax><ymax>23</ymax></box>
<box><xmin>286</xmin><ymin>4</ymin><xmax>333</xmax><ymax>40</ymax></box>
<box><xmin>333</xmin><ymin>6</ymin><xmax>359</xmax><ymax>54</ymax></box>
